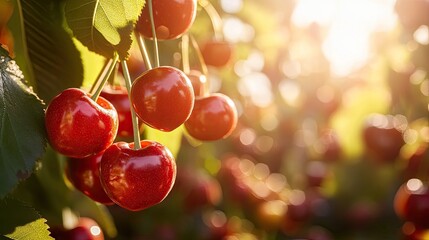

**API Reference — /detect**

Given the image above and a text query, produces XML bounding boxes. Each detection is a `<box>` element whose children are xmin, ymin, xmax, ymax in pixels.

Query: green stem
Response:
<box><xmin>190</xmin><ymin>34</ymin><xmax>209</xmax><ymax>96</ymax></box>
<box><xmin>134</xmin><ymin>30</ymin><xmax>153</xmax><ymax>70</ymax></box>
<box><xmin>121</xmin><ymin>60</ymin><xmax>142</xmax><ymax>150</ymax></box>
<box><xmin>199</xmin><ymin>0</ymin><xmax>223</xmax><ymax>41</ymax></box>
<box><xmin>89</xmin><ymin>58</ymin><xmax>112</xmax><ymax>94</ymax></box>
<box><xmin>181</xmin><ymin>34</ymin><xmax>190</xmax><ymax>74</ymax></box>
<box><xmin>148</xmin><ymin>0</ymin><xmax>160</xmax><ymax>67</ymax></box>
<box><xmin>91</xmin><ymin>54</ymin><xmax>119</xmax><ymax>101</ymax></box>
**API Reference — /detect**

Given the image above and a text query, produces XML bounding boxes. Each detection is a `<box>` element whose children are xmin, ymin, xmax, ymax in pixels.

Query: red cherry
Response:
<box><xmin>100</xmin><ymin>85</ymin><xmax>142</xmax><ymax>138</ymax></box>
<box><xmin>45</xmin><ymin>88</ymin><xmax>118</xmax><ymax>158</ymax></box>
<box><xmin>362</xmin><ymin>114</ymin><xmax>405</xmax><ymax>163</ymax></box>
<box><xmin>99</xmin><ymin>140</ymin><xmax>176</xmax><ymax>211</ymax></box>
<box><xmin>186</xmin><ymin>70</ymin><xmax>207</xmax><ymax>97</ymax></box>
<box><xmin>185</xmin><ymin>93</ymin><xmax>238</xmax><ymax>141</ymax></box>
<box><xmin>394</xmin><ymin>179</ymin><xmax>429</xmax><ymax>228</ymax></box>
<box><xmin>130</xmin><ymin>66</ymin><xmax>195</xmax><ymax>132</ymax></box>
<box><xmin>136</xmin><ymin>0</ymin><xmax>197</xmax><ymax>40</ymax></box>
<box><xmin>66</xmin><ymin>152</ymin><xmax>114</xmax><ymax>205</ymax></box>
<box><xmin>201</xmin><ymin>40</ymin><xmax>234</xmax><ymax>67</ymax></box>
<box><xmin>50</xmin><ymin>217</ymin><xmax>104</xmax><ymax>240</ymax></box>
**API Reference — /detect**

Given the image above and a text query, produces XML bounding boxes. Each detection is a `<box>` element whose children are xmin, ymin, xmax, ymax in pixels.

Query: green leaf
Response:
<box><xmin>0</xmin><ymin>198</ymin><xmax>53</xmax><ymax>240</ymax></box>
<box><xmin>65</xmin><ymin>0</ymin><xmax>146</xmax><ymax>60</ymax></box>
<box><xmin>144</xmin><ymin>126</ymin><xmax>184</xmax><ymax>158</ymax></box>
<box><xmin>16</xmin><ymin>0</ymin><xmax>84</xmax><ymax>102</ymax></box>
<box><xmin>0</xmin><ymin>49</ymin><xmax>47</xmax><ymax>198</ymax></box>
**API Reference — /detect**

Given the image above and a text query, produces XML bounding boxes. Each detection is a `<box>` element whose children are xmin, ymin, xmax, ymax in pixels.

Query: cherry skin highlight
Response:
<box><xmin>186</xmin><ymin>70</ymin><xmax>207</xmax><ymax>97</ymax></box>
<box><xmin>136</xmin><ymin>0</ymin><xmax>197</xmax><ymax>40</ymax></box>
<box><xmin>66</xmin><ymin>152</ymin><xmax>114</xmax><ymax>205</ymax></box>
<box><xmin>45</xmin><ymin>88</ymin><xmax>118</xmax><ymax>158</ymax></box>
<box><xmin>130</xmin><ymin>66</ymin><xmax>194</xmax><ymax>132</ymax></box>
<box><xmin>99</xmin><ymin>140</ymin><xmax>177</xmax><ymax>211</ymax></box>
<box><xmin>185</xmin><ymin>93</ymin><xmax>238</xmax><ymax>141</ymax></box>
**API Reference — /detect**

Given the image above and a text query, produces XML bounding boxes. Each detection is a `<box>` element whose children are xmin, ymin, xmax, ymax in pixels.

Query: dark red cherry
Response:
<box><xmin>66</xmin><ymin>152</ymin><xmax>114</xmax><ymax>205</ymax></box>
<box><xmin>201</xmin><ymin>40</ymin><xmax>234</xmax><ymax>67</ymax></box>
<box><xmin>394</xmin><ymin>179</ymin><xmax>429</xmax><ymax>228</ymax></box>
<box><xmin>45</xmin><ymin>88</ymin><xmax>118</xmax><ymax>158</ymax></box>
<box><xmin>99</xmin><ymin>140</ymin><xmax>176</xmax><ymax>211</ymax></box>
<box><xmin>185</xmin><ymin>93</ymin><xmax>237</xmax><ymax>141</ymax></box>
<box><xmin>136</xmin><ymin>0</ymin><xmax>197</xmax><ymax>40</ymax></box>
<box><xmin>130</xmin><ymin>66</ymin><xmax>194</xmax><ymax>132</ymax></box>
<box><xmin>100</xmin><ymin>85</ymin><xmax>142</xmax><ymax>138</ymax></box>
<box><xmin>362</xmin><ymin>114</ymin><xmax>405</xmax><ymax>163</ymax></box>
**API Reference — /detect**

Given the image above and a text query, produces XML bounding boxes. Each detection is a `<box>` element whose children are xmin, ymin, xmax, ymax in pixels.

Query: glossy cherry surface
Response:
<box><xmin>100</xmin><ymin>85</ymin><xmax>141</xmax><ymax>138</ymax></box>
<box><xmin>99</xmin><ymin>140</ymin><xmax>176</xmax><ymax>211</ymax></box>
<box><xmin>136</xmin><ymin>0</ymin><xmax>197</xmax><ymax>40</ymax></box>
<box><xmin>394</xmin><ymin>179</ymin><xmax>429</xmax><ymax>228</ymax></box>
<box><xmin>50</xmin><ymin>217</ymin><xmax>104</xmax><ymax>240</ymax></box>
<box><xmin>201</xmin><ymin>40</ymin><xmax>234</xmax><ymax>67</ymax></box>
<box><xmin>130</xmin><ymin>66</ymin><xmax>194</xmax><ymax>132</ymax></box>
<box><xmin>45</xmin><ymin>88</ymin><xmax>118</xmax><ymax>158</ymax></box>
<box><xmin>186</xmin><ymin>70</ymin><xmax>207</xmax><ymax>97</ymax></box>
<box><xmin>66</xmin><ymin>152</ymin><xmax>114</xmax><ymax>205</ymax></box>
<box><xmin>185</xmin><ymin>93</ymin><xmax>237</xmax><ymax>141</ymax></box>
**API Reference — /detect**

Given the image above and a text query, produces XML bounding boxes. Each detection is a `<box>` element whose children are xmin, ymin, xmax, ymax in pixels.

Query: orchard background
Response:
<box><xmin>0</xmin><ymin>0</ymin><xmax>429</xmax><ymax>239</ymax></box>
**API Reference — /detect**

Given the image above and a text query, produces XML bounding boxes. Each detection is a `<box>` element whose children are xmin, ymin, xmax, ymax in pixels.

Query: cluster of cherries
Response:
<box><xmin>44</xmin><ymin>0</ymin><xmax>237</xmax><ymax>218</ymax></box>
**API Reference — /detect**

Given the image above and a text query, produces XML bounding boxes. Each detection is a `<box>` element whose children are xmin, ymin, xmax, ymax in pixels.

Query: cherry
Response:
<box><xmin>45</xmin><ymin>88</ymin><xmax>118</xmax><ymax>158</ymax></box>
<box><xmin>50</xmin><ymin>217</ymin><xmax>104</xmax><ymax>240</ymax></box>
<box><xmin>175</xmin><ymin>168</ymin><xmax>222</xmax><ymax>213</ymax></box>
<box><xmin>65</xmin><ymin>152</ymin><xmax>114</xmax><ymax>205</ymax></box>
<box><xmin>100</xmin><ymin>85</ymin><xmax>142</xmax><ymax>138</ymax></box>
<box><xmin>200</xmin><ymin>40</ymin><xmax>234</xmax><ymax>68</ymax></box>
<box><xmin>136</xmin><ymin>0</ymin><xmax>197</xmax><ymax>40</ymax></box>
<box><xmin>130</xmin><ymin>66</ymin><xmax>194</xmax><ymax>132</ymax></box>
<box><xmin>362</xmin><ymin>114</ymin><xmax>405</xmax><ymax>163</ymax></box>
<box><xmin>99</xmin><ymin>140</ymin><xmax>176</xmax><ymax>211</ymax></box>
<box><xmin>394</xmin><ymin>178</ymin><xmax>429</xmax><ymax>229</ymax></box>
<box><xmin>185</xmin><ymin>93</ymin><xmax>237</xmax><ymax>141</ymax></box>
<box><xmin>186</xmin><ymin>70</ymin><xmax>207</xmax><ymax>97</ymax></box>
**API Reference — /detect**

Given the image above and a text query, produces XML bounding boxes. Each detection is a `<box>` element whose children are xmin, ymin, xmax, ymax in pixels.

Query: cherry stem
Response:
<box><xmin>199</xmin><ymin>0</ymin><xmax>223</xmax><ymax>41</ymax></box>
<box><xmin>148</xmin><ymin>0</ymin><xmax>160</xmax><ymax>68</ymax></box>
<box><xmin>134</xmin><ymin>30</ymin><xmax>153</xmax><ymax>70</ymax></box>
<box><xmin>190</xmin><ymin>34</ymin><xmax>209</xmax><ymax>96</ymax></box>
<box><xmin>91</xmin><ymin>54</ymin><xmax>119</xmax><ymax>101</ymax></box>
<box><xmin>181</xmin><ymin>34</ymin><xmax>191</xmax><ymax>74</ymax></box>
<box><xmin>90</xmin><ymin>58</ymin><xmax>113</xmax><ymax>94</ymax></box>
<box><xmin>121</xmin><ymin>60</ymin><xmax>142</xmax><ymax>150</ymax></box>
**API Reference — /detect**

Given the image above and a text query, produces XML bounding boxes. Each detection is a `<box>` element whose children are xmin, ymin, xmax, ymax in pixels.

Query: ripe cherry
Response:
<box><xmin>394</xmin><ymin>178</ymin><xmax>429</xmax><ymax>229</ymax></box>
<box><xmin>136</xmin><ymin>0</ymin><xmax>197</xmax><ymax>40</ymax></box>
<box><xmin>362</xmin><ymin>114</ymin><xmax>405</xmax><ymax>163</ymax></box>
<box><xmin>66</xmin><ymin>152</ymin><xmax>114</xmax><ymax>205</ymax></box>
<box><xmin>201</xmin><ymin>40</ymin><xmax>234</xmax><ymax>67</ymax></box>
<box><xmin>99</xmin><ymin>140</ymin><xmax>176</xmax><ymax>211</ymax></box>
<box><xmin>50</xmin><ymin>217</ymin><xmax>104</xmax><ymax>240</ymax></box>
<box><xmin>45</xmin><ymin>88</ymin><xmax>118</xmax><ymax>158</ymax></box>
<box><xmin>130</xmin><ymin>66</ymin><xmax>194</xmax><ymax>132</ymax></box>
<box><xmin>100</xmin><ymin>85</ymin><xmax>142</xmax><ymax>138</ymax></box>
<box><xmin>186</xmin><ymin>70</ymin><xmax>207</xmax><ymax>97</ymax></box>
<box><xmin>185</xmin><ymin>93</ymin><xmax>238</xmax><ymax>141</ymax></box>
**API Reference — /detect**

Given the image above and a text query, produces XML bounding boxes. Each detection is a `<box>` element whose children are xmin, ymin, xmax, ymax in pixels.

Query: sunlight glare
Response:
<box><xmin>292</xmin><ymin>0</ymin><xmax>397</xmax><ymax>76</ymax></box>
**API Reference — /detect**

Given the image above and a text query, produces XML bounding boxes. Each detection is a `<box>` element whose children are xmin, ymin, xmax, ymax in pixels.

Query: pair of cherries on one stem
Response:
<box><xmin>45</xmin><ymin>86</ymin><xmax>176</xmax><ymax>211</ymax></box>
